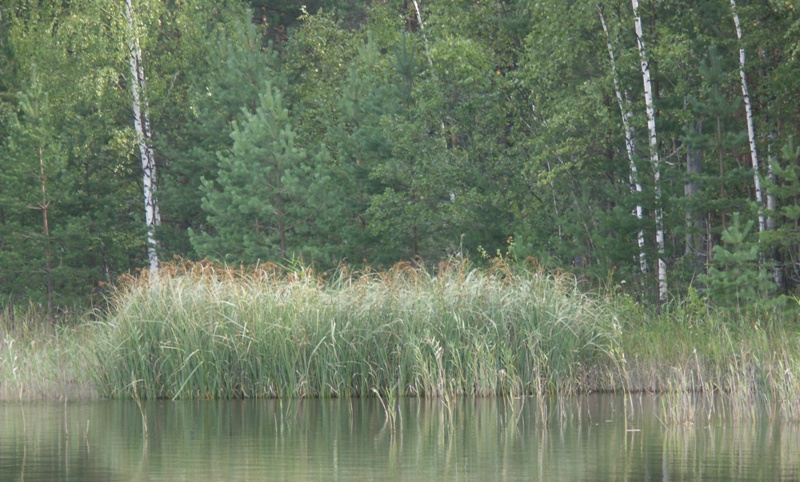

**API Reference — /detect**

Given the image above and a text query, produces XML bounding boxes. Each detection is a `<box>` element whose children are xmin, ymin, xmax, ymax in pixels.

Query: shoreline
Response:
<box><xmin>2</xmin><ymin>262</ymin><xmax>797</xmax><ymax>423</ymax></box>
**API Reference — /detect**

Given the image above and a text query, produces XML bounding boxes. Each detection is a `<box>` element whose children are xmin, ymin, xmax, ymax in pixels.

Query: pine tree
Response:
<box><xmin>323</xmin><ymin>35</ymin><xmax>395</xmax><ymax>264</ymax></box>
<box><xmin>191</xmin><ymin>83</ymin><xmax>330</xmax><ymax>264</ymax></box>
<box><xmin>0</xmin><ymin>72</ymin><xmax>65</xmax><ymax>311</ymax></box>
<box><xmin>763</xmin><ymin>137</ymin><xmax>800</xmax><ymax>287</ymax></box>
<box><xmin>159</xmin><ymin>19</ymin><xmax>276</xmax><ymax>258</ymax></box>
<box><xmin>703</xmin><ymin>213</ymin><xmax>775</xmax><ymax>307</ymax></box>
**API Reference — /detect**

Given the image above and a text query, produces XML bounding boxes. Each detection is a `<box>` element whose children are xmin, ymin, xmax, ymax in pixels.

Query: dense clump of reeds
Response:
<box><xmin>89</xmin><ymin>260</ymin><xmax>620</xmax><ymax>400</ymax></box>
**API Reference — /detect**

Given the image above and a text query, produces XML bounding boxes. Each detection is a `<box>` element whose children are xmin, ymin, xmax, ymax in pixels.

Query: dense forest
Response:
<box><xmin>1</xmin><ymin>0</ymin><xmax>799</xmax><ymax>310</ymax></box>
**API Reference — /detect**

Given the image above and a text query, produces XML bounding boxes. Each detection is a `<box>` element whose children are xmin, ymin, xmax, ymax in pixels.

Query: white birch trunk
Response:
<box><xmin>411</xmin><ymin>0</ymin><xmax>451</xmax><ymax>203</ymax></box>
<box><xmin>632</xmin><ymin>0</ymin><xmax>667</xmax><ymax>303</ymax></box>
<box><xmin>411</xmin><ymin>0</ymin><xmax>434</xmax><ymax>68</ymax></box>
<box><xmin>598</xmin><ymin>5</ymin><xmax>647</xmax><ymax>275</ymax></box>
<box><xmin>730</xmin><ymin>0</ymin><xmax>766</xmax><ymax>234</ymax></box>
<box><xmin>125</xmin><ymin>0</ymin><xmax>160</xmax><ymax>275</ymax></box>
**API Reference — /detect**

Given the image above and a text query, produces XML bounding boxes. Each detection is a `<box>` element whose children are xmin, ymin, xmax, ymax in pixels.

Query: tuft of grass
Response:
<box><xmin>614</xmin><ymin>295</ymin><xmax>800</xmax><ymax>423</ymax></box>
<box><xmin>89</xmin><ymin>260</ymin><xmax>619</xmax><ymax>400</ymax></box>
<box><xmin>0</xmin><ymin>300</ymin><xmax>97</xmax><ymax>401</ymax></box>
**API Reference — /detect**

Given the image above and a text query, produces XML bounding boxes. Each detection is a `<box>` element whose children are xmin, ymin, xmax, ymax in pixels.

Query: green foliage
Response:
<box><xmin>159</xmin><ymin>17</ymin><xmax>277</xmax><ymax>257</ymax></box>
<box><xmin>763</xmin><ymin>136</ymin><xmax>800</xmax><ymax>286</ymax></box>
<box><xmin>1</xmin><ymin>0</ymin><xmax>800</xmax><ymax>310</ymax></box>
<box><xmin>322</xmin><ymin>34</ymin><xmax>395</xmax><ymax>263</ymax></box>
<box><xmin>191</xmin><ymin>83</ymin><xmax>331</xmax><ymax>263</ymax></box>
<box><xmin>0</xmin><ymin>72</ymin><xmax>66</xmax><ymax>304</ymax></box>
<box><xmin>702</xmin><ymin>213</ymin><xmax>775</xmax><ymax>307</ymax></box>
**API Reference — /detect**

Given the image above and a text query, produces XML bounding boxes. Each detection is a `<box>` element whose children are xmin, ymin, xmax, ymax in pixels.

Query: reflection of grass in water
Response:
<box><xmin>660</xmin><ymin>418</ymin><xmax>800</xmax><ymax>480</ymax></box>
<box><xmin>2</xmin><ymin>396</ymin><xmax>800</xmax><ymax>480</ymax></box>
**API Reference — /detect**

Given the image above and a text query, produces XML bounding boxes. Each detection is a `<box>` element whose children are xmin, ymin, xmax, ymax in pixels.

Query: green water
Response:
<box><xmin>0</xmin><ymin>395</ymin><xmax>798</xmax><ymax>481</ymax></box>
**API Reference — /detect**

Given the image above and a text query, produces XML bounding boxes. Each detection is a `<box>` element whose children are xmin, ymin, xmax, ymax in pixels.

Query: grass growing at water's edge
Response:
<box><xmin>610</xmin><ymin>291</ymin><xmax>800</xmax><ymax>423</ymax></box>
<box><xmin>4</xmin><ymin>259</ymin><xmax>800</xmax><ymax>423</ymax></box>
<box><xmin>89</xmin><ymin>260</ymin><xmax>615</xmax><ymax>401</ymax></box>
<box><xmin>0</xmin><ymin>300</ymin><xmax>98</xmax><ymax>401</ymax></box>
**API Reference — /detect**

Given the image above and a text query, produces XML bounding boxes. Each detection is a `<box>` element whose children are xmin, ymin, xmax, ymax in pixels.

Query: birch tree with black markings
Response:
<box><xmin>631</xmin><ymin>0</ymin><xmax>666</xmax><ymax>302</ymax></box>
<box><xmin>125</xmin><ymin>0</ymin><xmax>160</xmax><ymax>275</ymax></box>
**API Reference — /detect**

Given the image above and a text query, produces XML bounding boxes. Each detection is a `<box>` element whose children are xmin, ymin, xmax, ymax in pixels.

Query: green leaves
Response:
<box><xmin>2</xmin><ymin>0</ymin><xmax>800</xmax><ymax>307</ymax></box>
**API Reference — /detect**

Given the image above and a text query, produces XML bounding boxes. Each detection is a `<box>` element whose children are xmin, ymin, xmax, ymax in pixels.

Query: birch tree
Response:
<box><xmin>125</xmin><ymin>0</ymin><xmax>161</xmax><ymax>275</ymax></box>
<box><xmin>729</xmin><ymin>0</ymin><xmax>765</xmax><ymax>235</ymax></box>
<box><xmin>631</xmin><ymin>0</ymin><xmax>667</xmax><ymax>302</ymax></box>
<box><xmin>598</xmin><ymin>4</ymin><xmax>647</xmax><ymax>276</ymax></box>
<box><xmin>410</xmin><ymin>0</ymin><xmax>433</xmax><ymax>68</ymax></box>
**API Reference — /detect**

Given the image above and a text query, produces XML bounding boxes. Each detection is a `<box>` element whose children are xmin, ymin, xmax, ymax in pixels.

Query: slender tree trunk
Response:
<box><xmin>275</xmin><ymin>156</ymin><xmax>286</xmax><ymax>259</ymax></box>
<box><xmin>544</xmin><ymin>160</ymin><xmax>563</xmax><ymax>241</ymax></box>
<box><xmin>410</xmin><ymin>0</ymin><xmax>433</xmax><ymax>68</ymax></box>
<box><xmin>767</xmin><ymin>130</ymin><xmax>783</xmax><ymax>287</ymax></box>
<box><xmin>125</xmin><ymin>0</ymin><xmax>160</xmax><ymax>276</ymax></box>
<box><xmin>632</xmin><ymin>0</ymin><xmax>667</xmax><ymax>303</ymax></box>
<box><xmin>730</xmin><ymin>0</ymin><xmax>766</xmax><ymax>234</ymax></box>
<box><xmin>716</xmin><ymin>114</ymin><xmax>727</xmax><ymax>235</ymax></box>
<box><xmin>685</xmin><ymin>121</ymin><xmax>706</xmax><ymax>269</ymax></box>
<box><xmin>38</xmin><ymin>145</ymin><xmax>54</xmax><ymax>320</ymax></box>
<box><xmin>598</xmin><ymin>4</ymin><xmax>647</xmax><ymax>276</ymax></box>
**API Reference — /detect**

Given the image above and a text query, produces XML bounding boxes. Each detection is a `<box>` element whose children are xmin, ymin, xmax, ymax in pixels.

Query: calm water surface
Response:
<box><xmin>1</xmin><ymin>395</ymin><xmax>798</xmax><ymax>481</ymax></box>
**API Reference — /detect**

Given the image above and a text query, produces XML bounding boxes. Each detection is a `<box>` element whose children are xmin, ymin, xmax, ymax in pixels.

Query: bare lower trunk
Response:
<box><xmin>125</xmin><ymin>0</ymin><xmax>160</xmax><ymax>276</ymax></box>
<box><xmin>275</xmin><ymin>157</ymin><xmax>286</xmax><ymax>259</ymax></box>
<box><xmin>38</xmin><ymin>146</ymin><xmax>54</xmax><ymax>320</ymax></box>
<box><xmin>599</xmin><ymin>4</ymin><xmax>647</xmax><ymax>275</ymax></box>
<box><xmin>632</xmin><ymin>0</ymin><xmax>667</xmax><ymax>303</ymax></box>
<box><xmin>767</xmin><ymin>130</ymin><xmax>783</xmax><ymax>288</ymax></box>
<box><xmin>685</xmin><ymin>122</ymin><xmax>706</xmax><ymax>270</ymax></box>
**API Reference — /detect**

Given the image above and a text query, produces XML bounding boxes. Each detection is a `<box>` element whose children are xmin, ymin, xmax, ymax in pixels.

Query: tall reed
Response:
<box><xmin>5</xmin><ymin>259</ymin><xmax>800</xmax><ymax>423</ymax></box>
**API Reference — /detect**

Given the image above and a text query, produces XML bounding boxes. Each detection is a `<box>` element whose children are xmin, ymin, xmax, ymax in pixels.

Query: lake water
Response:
<box><xmin>1</xmin><ymin>395</ymin><xmax>798</xmax><ymax>481</ymax></box>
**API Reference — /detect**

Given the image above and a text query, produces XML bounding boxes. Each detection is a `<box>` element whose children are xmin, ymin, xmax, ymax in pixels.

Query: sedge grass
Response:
<box><xmin>615</xmin><ymin>296</ymin><xmax>800</xmax><ymax>423</ymax></box>
<box><xmin>0</xmin><ymin>301</ymin><xmax>97</xmax><ymax>401</ymax></box>
<box><xmin>5</xmin><ymin>260</ymin><xmax>800</xmax><ymax>424</ymax></box>
<box><xmin>89</xmin><ymin>260</ymin><xmax>618</xmax><ymax>400</ymax></box>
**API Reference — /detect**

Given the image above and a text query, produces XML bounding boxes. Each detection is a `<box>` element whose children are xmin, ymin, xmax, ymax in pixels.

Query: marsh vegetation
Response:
<box><xmin>2</xmin><ymin>261</ymin><xmax>798</xmax><ymax>423</ymax></box>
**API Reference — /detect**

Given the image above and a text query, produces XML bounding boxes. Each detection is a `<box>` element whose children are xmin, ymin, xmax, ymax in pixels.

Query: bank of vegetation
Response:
<box><xmin>2</xmin><ymin>261</ymin><xmax>798</xmax><ymax>422</ymax></box>
<box><xmin>2</xmin><ymin>0</ymin><xmax>800</xmax><ymax>315</ymax></box>
<box><xmin>3</xmin><ymin>0</ymin><xmax>800</xmax><ymax>427</ymax></box>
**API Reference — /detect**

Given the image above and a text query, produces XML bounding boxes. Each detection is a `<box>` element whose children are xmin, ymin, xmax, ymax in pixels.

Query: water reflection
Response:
<box><xmin>0</xmin><ymin>395</ymin><xmax>798</xmax><ymax>481</ymax></box>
